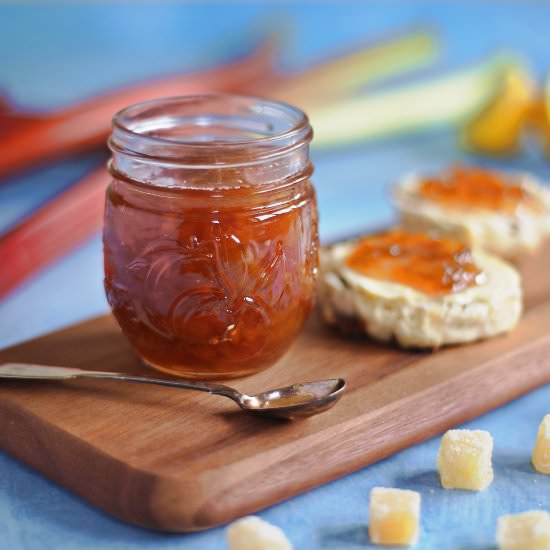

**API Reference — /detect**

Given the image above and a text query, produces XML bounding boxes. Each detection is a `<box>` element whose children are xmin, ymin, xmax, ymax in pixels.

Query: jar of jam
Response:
<box><xmin>104</xmin><ymin>95</ymin><xmax>318</xmax><ymax>379</ymax></box>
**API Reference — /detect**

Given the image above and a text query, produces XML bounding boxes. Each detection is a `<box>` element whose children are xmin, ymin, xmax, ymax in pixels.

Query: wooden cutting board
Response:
<box><xmin>1</xmin><ymin>244</ymin><xmax>550</xmax><ymax>532</ymax></box>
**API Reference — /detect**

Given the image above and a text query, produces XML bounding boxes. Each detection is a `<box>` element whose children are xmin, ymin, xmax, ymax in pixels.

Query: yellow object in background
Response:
<box><xmin>437</xmin><ymin>429</ymin><xmax>494</xmax><ymax>491</ymax></box>
<box><xmin>532</xmin><ymin>414</ymin><xmax>550</xmax><ymax>474</ymax></box>
<box><xmin>527</xmin><ymin>82</ymin><xmax>550</xmax><ymax>155</ymax></box>
<box><xmin>368</xmin><ymin>487</ymin><xmax>421</xmax><ymax>547</ymax></box>
<box><xmin>461</xmin><ymin>66</ymin><xmax>535</xmax><ymax>155</ymax></box>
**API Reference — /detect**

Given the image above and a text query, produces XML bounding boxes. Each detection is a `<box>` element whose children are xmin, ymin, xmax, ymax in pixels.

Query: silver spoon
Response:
<box><xmin>0</xmin><ymin>363</ymin><xmax>346</xmax><ymax>420</ymax></box>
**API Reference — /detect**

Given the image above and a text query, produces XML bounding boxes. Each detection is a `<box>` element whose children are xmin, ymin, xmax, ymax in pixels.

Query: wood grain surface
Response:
<box><xmin>0</xmin><ymin>242</ymin><xmax>549</xmax><ymax>532</ymax></box>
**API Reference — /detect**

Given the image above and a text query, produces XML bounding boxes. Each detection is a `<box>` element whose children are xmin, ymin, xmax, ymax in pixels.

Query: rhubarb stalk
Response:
<box><xmin>0</xmin><ymin>38</ymin><xmax>276</xmax><ymax>179</ymax></box>
<box><xmin>310</xmin><ymin>55</ymin><xmax>519</xmax><ymax>148</ymax></box>
<box><xmin>0</xmin><ymin>167</ymin><xmax>108</xmax><ymax>298</ymax></box>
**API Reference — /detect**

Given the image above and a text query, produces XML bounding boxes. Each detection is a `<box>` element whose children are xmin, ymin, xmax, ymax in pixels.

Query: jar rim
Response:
<box><xmin>110</xmin><ymin>94</ymin><xmax>312</xmax><ymax>166</ymax></box>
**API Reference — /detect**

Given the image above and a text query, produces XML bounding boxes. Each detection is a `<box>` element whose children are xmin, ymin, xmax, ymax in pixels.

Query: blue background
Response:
<box><xmin>0</xmin><ymin>2</ymin><xmax>549</xmax><ymax>548</ymax></box>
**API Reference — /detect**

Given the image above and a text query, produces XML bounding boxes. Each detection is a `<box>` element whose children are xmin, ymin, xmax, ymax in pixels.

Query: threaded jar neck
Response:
<box><xmin>109</xmin><ymin>94</ymin><xmax>313</xmax><ymax>190</ymax></box>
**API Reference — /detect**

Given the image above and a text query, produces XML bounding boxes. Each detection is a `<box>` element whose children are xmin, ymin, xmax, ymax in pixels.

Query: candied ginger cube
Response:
<box><xmin>532</xmin><ymin>414</ymin><xmax>550</xmax><ymax>474</ymax></box>
<box><xmin>226</xmin><ymin>516</ymin><xmax>292</xmax><ymax>550</ymax></box>
<box><xmin>368</xmin><ymin>487</ymin><xmax>421</xmax><ymax>547</ymax></box>
<box><xmin>437</xmin><ymin>429</ymin><xmax>494</xmax><ymax>491</ymax></box>
<box><xmin>497</xmin><ymin>510</ymin><xmax>550</xmax><ymax>550</ymax></box>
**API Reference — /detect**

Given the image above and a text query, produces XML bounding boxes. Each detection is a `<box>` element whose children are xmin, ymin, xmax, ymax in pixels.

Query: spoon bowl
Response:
<box><xmin>241</xmin><ymin>379</ymin><xmax>346</xmax><ymax>419</ymax></box>
<box><xmin>0</xmin><ymin>363</ymin><xmax>346</xmax><ymax>420</ymax></box>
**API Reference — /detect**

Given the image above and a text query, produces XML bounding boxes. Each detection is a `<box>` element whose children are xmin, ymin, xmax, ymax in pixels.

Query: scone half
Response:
<box><xmin>394</xmin><ymin>169</ymin><xmax>550</xmax><ymax>259</ymax></box>
<box><xmin>319</xmin><ymin>236</ymin><xmax>522</xmax><ymax>349</ymax></box>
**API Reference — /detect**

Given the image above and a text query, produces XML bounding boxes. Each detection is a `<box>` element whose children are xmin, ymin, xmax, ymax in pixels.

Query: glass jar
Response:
<box><xmin>104</xmin><ymin>95</ymin><xmax>318</xmax><ymax>379</ymax></box>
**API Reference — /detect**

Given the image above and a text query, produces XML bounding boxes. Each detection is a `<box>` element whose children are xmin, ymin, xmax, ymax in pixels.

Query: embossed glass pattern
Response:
<box><xmin>104</xmin><ymin>95</ymin><xmax>318</xmax><ymax>379</ymax></box>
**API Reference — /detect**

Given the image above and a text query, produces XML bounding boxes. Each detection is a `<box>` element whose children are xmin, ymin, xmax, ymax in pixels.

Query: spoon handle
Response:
<box><xmin>0</xmin><ymin>363</ymin><xmax>242</xmax><ymax>402</ymax></box>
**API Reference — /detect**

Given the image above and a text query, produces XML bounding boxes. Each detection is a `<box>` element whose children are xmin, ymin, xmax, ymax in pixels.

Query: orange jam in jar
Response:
<box><xmin>346</xmin><ymin>229</ymin><xmax>483</xmax><ymax>296</ymax></box>
<box><xmin>104</xmin><ymin>96</ymin><xmax>318</xmax><ymax>379</ymax></box>
<box><xmin>419</xmin><ymin>166</ymin><xmax>541</xmax><ymax>214</ymax></box>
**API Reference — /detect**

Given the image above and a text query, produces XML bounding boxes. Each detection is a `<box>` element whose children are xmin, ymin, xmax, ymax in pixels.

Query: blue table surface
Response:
<box><xmin>1</xmin><ymin>2</ymin><xmax>550</xmax><ymax>549</ymax></box>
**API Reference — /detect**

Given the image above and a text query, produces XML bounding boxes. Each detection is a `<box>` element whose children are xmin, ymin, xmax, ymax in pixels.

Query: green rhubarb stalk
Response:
<box><xmin>310</xmin><ymin>55</ymin><xmax>519</xmax><ymax>149</ymax></box>
<box><xmin>270</xmin><ymin>30</ymin><xmax>439</xmax><ymax>109</ymax></box>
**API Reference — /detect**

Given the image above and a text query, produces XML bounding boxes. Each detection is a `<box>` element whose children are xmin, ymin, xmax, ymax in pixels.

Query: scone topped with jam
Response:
<box><xmin>394</xmin><ymin>166</ymin><xmax>550</xmax><ymax>259</ymax></box>
<box><xmin>319</xmin><ymin>228</ymin><xmax>522</xmax><ymax>348</ymax></box>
